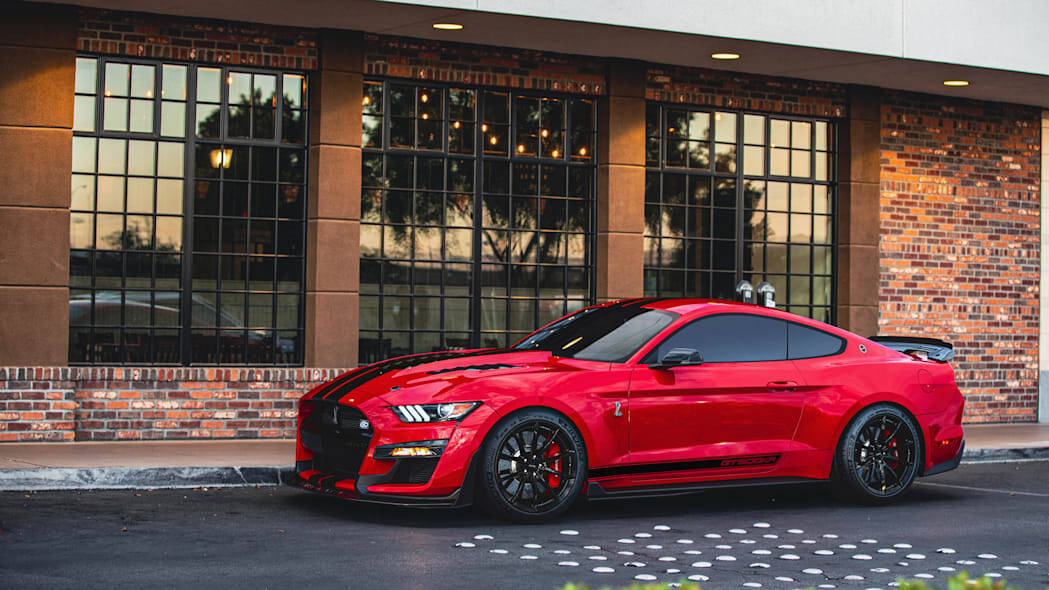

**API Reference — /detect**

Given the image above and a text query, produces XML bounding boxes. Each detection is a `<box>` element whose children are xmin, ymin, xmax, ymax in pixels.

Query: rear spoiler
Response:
<box><xmin>869</xmin><ymin>336</ymin><xmax>954</xmax><ymax>362</ymax></box>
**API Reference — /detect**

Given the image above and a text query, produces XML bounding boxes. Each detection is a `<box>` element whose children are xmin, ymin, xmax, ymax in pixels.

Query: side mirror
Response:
<box><xmin>652</xmin><ymin>347</ymin><xmax>703</xmax><ymax>370</ymax></box>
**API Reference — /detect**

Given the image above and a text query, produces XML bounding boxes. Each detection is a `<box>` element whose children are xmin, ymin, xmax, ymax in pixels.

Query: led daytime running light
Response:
<box><xmin>391</xmin><ymin>402</ymin><xmax>481</xmax><ymax>423</ymax></box>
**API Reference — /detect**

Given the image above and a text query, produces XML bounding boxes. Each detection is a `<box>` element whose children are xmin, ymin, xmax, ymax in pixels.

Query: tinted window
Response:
<box><xmin>513</xmin><ymin>305</ymin><xmax>676</xmax><ymax>363</ymax></box>
<box><xmin>644</xmin><ymin>313</ymin><xmax>787</xmax><ymax>364</ymax></box>
<box><xmin>787</xmin><ymin>322</ymin><xmax>845</xmax><ymax>359</ymax></box>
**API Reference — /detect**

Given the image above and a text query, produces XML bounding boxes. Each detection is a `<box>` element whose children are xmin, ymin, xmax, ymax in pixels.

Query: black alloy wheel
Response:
<box><xmin>832</xmin><ymin>403</ymin><xmax>922</xmax><ymax>504</ymax></box>
<box><xmin>477</xmin><ymin>409</ymin><xmax>586</xmax><ymax>523</ymax></box>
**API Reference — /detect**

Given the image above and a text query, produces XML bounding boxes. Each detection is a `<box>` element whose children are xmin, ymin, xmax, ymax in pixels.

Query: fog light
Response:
<box><xmin>391</xmin><ymin>446</ymin><xmax>438</xmax><ymax>457</ymax></box>
<box><xmin>373</xmin><ymin>439</ymin><xmax>448</xmax><ymax>460</ymax></box>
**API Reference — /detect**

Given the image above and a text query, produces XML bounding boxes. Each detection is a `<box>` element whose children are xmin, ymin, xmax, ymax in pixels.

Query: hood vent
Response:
<box><xmin>426</xmin><ymin>363</ymin><xmax>517</xmax><ymax>375</ymax></box>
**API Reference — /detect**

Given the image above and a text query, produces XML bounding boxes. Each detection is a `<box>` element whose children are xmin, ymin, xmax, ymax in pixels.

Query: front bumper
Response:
<box><xmin>291</xmin><ymin>397</ymin><xmax>491</xmax><ymax>506</ymax></box>
<box><xmin>285</xmin><ymin>465</ymin><xmax>477</xmax><ymax>508</ymax></box>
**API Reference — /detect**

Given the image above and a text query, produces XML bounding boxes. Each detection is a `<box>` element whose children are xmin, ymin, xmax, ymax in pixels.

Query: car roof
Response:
<box><xmin>597</xmin><ymin>297</ymin><xmax>853</xmax><ymax>338</ymax></box>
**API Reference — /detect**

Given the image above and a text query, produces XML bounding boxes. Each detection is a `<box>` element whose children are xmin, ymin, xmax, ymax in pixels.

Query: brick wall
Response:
<box><xmin>645</xmin><ymin>65</ymin><xmax>848</xmax><ymax>118</ymax></box>
<box><xmin>0</xmin><ymin>367</ymin><xmax>346</xmax><ymax>441</ymax></box>
<box><xmin>880</xmin><ymin>90</ymin><xmax>1042</xmax><ymax>422</ymax></box>
<box><xmin>77</xmin><ymin>8</ymin><xmax>318</xmax><ymax>69</ymax></box>
<box><xmin>364</xmin><ymin>34</ymin><xmax>605</xmax><ymax>95</ymax></box>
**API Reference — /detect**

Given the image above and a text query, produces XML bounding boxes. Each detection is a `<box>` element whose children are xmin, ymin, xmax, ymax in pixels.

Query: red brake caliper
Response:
<box><xmin>545</xmin><ymin>443</ymin><xmax>562</xmax><ymax>489</ymax></box>
<box><xmin>884</xmin><ymin>427</ymin><xmax>899</xmax><ymax>466</ymax></box>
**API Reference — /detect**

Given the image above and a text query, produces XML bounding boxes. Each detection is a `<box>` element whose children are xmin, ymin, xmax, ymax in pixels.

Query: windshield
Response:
<box><xmin>512</xmin><ymin>304</ymin><xmax>677</xmax><ymax>362</ymax></box>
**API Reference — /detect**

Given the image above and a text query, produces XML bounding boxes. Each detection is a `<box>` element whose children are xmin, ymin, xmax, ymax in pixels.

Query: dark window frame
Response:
<box><xmin>360</xmin><ymin>78</ymin><xmax>598</xmax><ymax>363</ymax></box>
<box><xmin>641</xmin><ymin>312</ymin><xmax>845</xmax><ymax>365</ymax></box>
<box><xmin>70</xmin><ymin>53</ymin><xmax>309</xmax><ymax>366</ymax></box>
<box><xmin>643</xmin><ymin>103</ymin><xmax>839</xmax><ymax>324</ymax></box>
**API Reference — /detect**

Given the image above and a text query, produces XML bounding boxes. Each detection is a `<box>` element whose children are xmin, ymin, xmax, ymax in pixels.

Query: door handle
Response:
<box><xmin>767</xmin><ymin>380</ymin><xmax>798</xmax><ymax>391</ymax></box>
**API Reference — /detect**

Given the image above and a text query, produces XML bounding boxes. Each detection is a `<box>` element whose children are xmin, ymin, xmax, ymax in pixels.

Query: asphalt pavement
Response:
<box><xmin>1</xmin><ymin>460</ymin><xmax>1047</xmax><ymax>590</ymax></box>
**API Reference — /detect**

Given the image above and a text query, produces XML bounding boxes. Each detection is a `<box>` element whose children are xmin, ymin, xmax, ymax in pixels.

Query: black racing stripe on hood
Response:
<box><xmin>311</xmin><ymin>365</ymin><xmax>375</xmax><ymax>401</ymax></box>
<box><xmin>321</xmin><ymin>348</ymin><xmax>510</xmax><ymax>401</ymax></box>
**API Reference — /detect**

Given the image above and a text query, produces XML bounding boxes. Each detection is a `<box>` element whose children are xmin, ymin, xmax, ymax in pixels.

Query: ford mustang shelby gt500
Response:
<box><xmin>289</xmin><ymin>298</ymin><xmax>964</xmax><ymax>522</ymax></box>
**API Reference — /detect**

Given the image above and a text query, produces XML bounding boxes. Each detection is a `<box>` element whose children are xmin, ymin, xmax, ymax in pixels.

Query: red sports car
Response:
<box><xmin>288</xmin><ymin>298</ymin><xmax>965</xmax><ymax>522</ymax></box>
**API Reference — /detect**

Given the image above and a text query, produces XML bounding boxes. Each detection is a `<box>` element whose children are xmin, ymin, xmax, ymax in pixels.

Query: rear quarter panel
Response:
<box><xmin>791</xmin><ymin>338</ymin><xmax>961</xmax><ymax>477</ymax></box>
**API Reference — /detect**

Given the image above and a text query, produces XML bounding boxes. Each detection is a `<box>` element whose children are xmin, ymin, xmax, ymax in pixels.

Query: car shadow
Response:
<box><xmin>281</xmin><ymin>479</ymin><xmax>969</xmax><ymax>528</ymax></box>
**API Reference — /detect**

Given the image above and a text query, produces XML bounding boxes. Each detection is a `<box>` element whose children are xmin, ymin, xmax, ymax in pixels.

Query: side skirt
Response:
<box><xmin>586</xmin><ymin>476</ymin><xmax>826</xmax><ymax>501</ymax></box>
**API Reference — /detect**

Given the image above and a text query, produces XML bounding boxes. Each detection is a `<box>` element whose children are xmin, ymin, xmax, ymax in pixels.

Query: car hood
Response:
<box><xmin>312</xmin><ymin>348</ymin><xmax>577</xmax><ymax>407</ymax></box>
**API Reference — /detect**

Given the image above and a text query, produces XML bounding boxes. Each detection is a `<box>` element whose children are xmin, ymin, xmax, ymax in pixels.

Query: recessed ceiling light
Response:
<box><xmin>943</xmin><ymin>80</ymin><xmax>970</xmax><ymax>87</ymax></box>
<box><xmin>433</xmin><ymin>23</ymin><xmax>463</xmax><ymax>30</ymax></box>
<box><xmin>711</xmin><ymin>52</ymin><xmax>741</xmax><ymax>60</ymax></box>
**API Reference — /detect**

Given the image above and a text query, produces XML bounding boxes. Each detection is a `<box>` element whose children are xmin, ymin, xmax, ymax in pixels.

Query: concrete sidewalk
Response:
<box><xmin>1</xmin><ymin>424</ymin><xmax>1047</xmax><ymax>491</ymax></box>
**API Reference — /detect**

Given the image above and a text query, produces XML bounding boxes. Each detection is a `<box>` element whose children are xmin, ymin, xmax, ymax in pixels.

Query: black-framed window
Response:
<box><xmin>360</xmin><ymin>80</ymin><xmax>596</xmax><ymax>363</ymax></box>
<box><xmin>70</xmin><ymin>55</ymin><xmax>308</xmax><ymax>365</ymax></box>
<box><xmin>643</xmin><ymin>105</ymin><xmax>836</xmax><ymax>322</ymax></box>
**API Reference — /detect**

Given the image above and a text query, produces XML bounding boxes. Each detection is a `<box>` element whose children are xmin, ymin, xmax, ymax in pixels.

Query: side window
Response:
<box><xmin>644</xmin><ymin>314</ymin><xmax>787</xmax><ymax>364</ymax></box>
<box><xmin>787</xmin><ymin>322</ymin><xmax>845</xmax><ymax>360</ymax></box>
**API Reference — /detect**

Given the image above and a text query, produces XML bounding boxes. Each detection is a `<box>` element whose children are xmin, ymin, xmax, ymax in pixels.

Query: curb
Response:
<box><xmin>0</xmin><ymin>466</ymin><xmax>291</xmax><ymax>491</ymax></box>
<box><xmin>1</xmin><ymin>448</ymin><xmax>1047</xmax><ymax>492</ymax></box>
<box><xmin>960</xmin><ymin>446</ymin><xmax>1049</xmax><ymax>463</ymax></box>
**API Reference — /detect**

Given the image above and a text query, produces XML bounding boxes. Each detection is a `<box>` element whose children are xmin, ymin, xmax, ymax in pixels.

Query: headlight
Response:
<box><xmin>390</xmin><ymin>402</ymin><xmax>481</xmax><ymax>423</ymax></box>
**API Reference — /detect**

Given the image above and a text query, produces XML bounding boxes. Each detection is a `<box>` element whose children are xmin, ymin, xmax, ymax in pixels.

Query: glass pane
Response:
<box><xmin>75</xmin><ymin>57</ymin><xmax>97</xmax><ymax>94</ymax></box>
<box><xmin>791</xmin><ymin>121</ymin><xmax>811</xmax><ymax>149</ymax></box>
<box><xmin>95</xmin><ymin>214</ymin><xmax>123</xmax><ymax>249</ymax></box>
<box><xmin>196</xmin><ymin>104</ymin><xmax>221</xmax><ymax>138</ymax></box>
<box><xmin>770</xmin><ymin>148</ymin><xmax>789</xmax><ymax>175</ymax></box>
<box><xmin>196</xmin><ymin>67</ymin><xmax>221</xmax><ymax>103</ymax></box>
<box><xmin>688</xmin><ymin>112</ymin><xmax>710</xmax><ymax>141</ymax></box>
<box><xmin>714</xmin><ymin>112</ymin><xmax>736</xmax><ymax>142</ymax></box>
<box><xmin>96</xmin><ymin>176</ymin><xmax>124</xmax><ymax>211</ymax></box>
<box><xmin>770</xmin><ymin>119</ymin><xmax>790</xmax><ymax>148</ymax></box>
<box><xmin>71</xmin><ymin>174</ymin><xmax>95</xmax><ymax>210</ymax></box>
<box><xmin>127</xmin><ymin>140</ymin><xmax>156</xmax><ymax>176</ymax></box>
<box><xmin>104</xmin><ymin>63</ymin><xmax>129</xmax><ymax>97</ymax></box>
<box><xmin>161</xmin><ymin>65</ymin><xmax>186</xmax><ymax>100</ymax></box>
<box><xmin>130</xmin><ymin>99</ymin><xmax>153</xmax><ymax>133</ymax></box>
<box><xmin>389</xmin><ymin>85</ymin><xmax>415</xmax><ymax>117</ymax></box>
<box><xmin>767</xmin><ymin>182</ymin><xmax>789</xmax><ymax>211</ymax></box>
<box><xmin>714</xmin><ymin>143</ymin><xmax>736</xmax><ymax>173</ymax></box>
<box><xmin>130</xmin><ymin>65</ymin><xmax>154</xmax><ymax>98</ymax></box>
<box><xmin>70</xmin><ymin>213</ymin><xmax>93</xmax><ymax>249</ymax></box>
<box><xmin>73</xmin><ymin>95</ymin><xmax>95</xmax><ymax>132</ymax></box>
<box><xmin>229</xmin><ymin>72</ymin><xmax>251</xmax><ymax>104</ymax></box>
<box><xmin>103</xmin><ymin>97</ymin><xmax>128</xmax><ymax>131</ymax></box>
<box><xmin>791</xmin><ymin>150</ymin><xmax>811</xmax><ymax>177</ymax></box>
<box><xmin>743</xmin><ymin>114</ymin><xmax>764</xmax><ymax>145</ymax></box>
<box><xmin>814</xmin><ymin>185</ymin><xmax>829</xmax><ymax>214</ymax></box>
<box><xmin>157</xmin><ymin>141</ymin><xmax>184</xmax><ymax>178</ymax></box>
<box><xmin>284</xmin><ymin>75</ymin><xmax>305</xmax><ymax>109</ymax></box>
<box><xmin>790</xmin><ymin>214</ymin><xmax>812</xmax><ymax>242</ymax></box>
<box><xmin>254</xmin><ymin>74</ymin><xmax>276</xmax><ymax>107</ymax></box>
<box><xmin>157</xmin><ymin>179</ymin><xmax>183</xmax><ymax>215</ymax></box>
<box><xmin>72</xmin><ymin>136</ymin><xmax>97</xmax><ymax>173</ymax></box>
<box><xmin>228</xmin><ymin>105</ymin><xmax>249</xmax><ymax>138</ymax></box>
<box><xmin>161</xmin><ymin>102</ymin><xmax>185</xmax><ymax>137</ymax></box>
<box><xmin>126</xmin><ymin>178</ymin><xmax>154</xmax><ymax>213</ymax></box>
<box><xmin>743</xmin><ymin>145</ymin><xmax>764</xmax><ymax>176</ymax></box>
<box><xmin>790</xmin><ymin>183</ymin><xmax>812</xmax><ymax>213</ymax></box>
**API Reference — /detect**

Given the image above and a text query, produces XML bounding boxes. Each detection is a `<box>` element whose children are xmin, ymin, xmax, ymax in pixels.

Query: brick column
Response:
<box><xmin>305</xmin><ymin>31</ymin><xmax>363</xmax><ymax>367</ymax></box>
<box><xmin>0</xmin><ymin>1</ymin><xmax>76</xmax><ymax>365</ymax></box>
<box><xmin>836</xmin><ymin>86</ymin><xmax>881</xmax><ymax>337</ymax></box>
<box><xmin>595</xmin><ymin>60</ymin><xmax>645</xmax><ymax>302</ymax></box>
<box><xmin>1040</xmin><ymin>111</ymin><xmax>1049</xmax><ymax>423</ymax></box>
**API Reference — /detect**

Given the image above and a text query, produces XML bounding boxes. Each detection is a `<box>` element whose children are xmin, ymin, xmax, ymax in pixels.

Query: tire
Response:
<box><xmin>476</xmin><ymin>408</ymin><xmax>587</xmax><ymax>523</ymax></box>
<box><xmin>831</xmin><ymin>403</ymin><xmax>923</xmax><ymax>505</ymax></box>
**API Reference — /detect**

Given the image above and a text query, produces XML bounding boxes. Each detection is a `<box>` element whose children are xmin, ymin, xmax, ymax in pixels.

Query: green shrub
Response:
<box><xmin>559</xmin><ymin>572</ymin><xmax>1024</xmax><ymax>590</ymax></box>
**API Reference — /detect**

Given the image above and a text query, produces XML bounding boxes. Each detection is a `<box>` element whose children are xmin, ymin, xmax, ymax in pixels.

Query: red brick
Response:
<box><xmin>879</xmin><ymin>90</ymin><xmax>1040</xmax><ymax>423</ymax></box>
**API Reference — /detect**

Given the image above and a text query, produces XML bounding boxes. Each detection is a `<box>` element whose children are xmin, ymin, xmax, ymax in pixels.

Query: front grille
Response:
<box><xmin>304</xmin><ymin>403</ymin><xmax>372</xmax><ymax>479</ymax></box>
